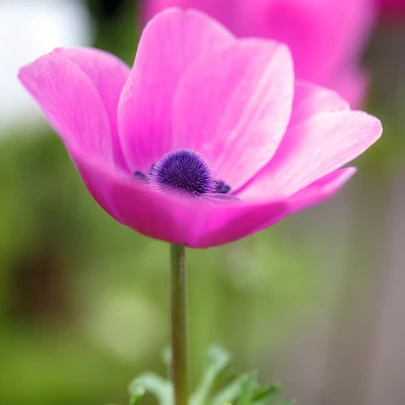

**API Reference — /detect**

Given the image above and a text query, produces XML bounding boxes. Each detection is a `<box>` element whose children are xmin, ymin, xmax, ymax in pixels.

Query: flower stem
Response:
<box><xmin>170</xmin><ymin>243</ymin><xmax>189</xmax><ymax>405</ymax></box>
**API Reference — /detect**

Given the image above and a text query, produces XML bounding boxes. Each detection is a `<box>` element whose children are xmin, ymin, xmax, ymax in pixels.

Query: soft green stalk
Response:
<box><xmin>170</xmin><ymin>244</ymin><xmax>189</xmax><ymax>405</ymax></box>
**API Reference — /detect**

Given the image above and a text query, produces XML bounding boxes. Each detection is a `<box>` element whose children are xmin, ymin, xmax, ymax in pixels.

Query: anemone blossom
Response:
<box><xmin>19</xmin><ymin>8</ymin><xmax>382</xmax><ymax>248</ymax></box>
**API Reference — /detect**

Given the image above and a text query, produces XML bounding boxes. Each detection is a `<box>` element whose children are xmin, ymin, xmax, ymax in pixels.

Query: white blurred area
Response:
<box><xmin>0</xmin><ymin>0</ymin><xmax>93</xmax><ymax>133</ymax></box>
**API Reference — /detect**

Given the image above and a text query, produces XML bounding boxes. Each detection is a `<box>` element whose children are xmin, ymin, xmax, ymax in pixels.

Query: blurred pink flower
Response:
<box><xmin>19</xmin><ymin>9</ymin><xmax>381</xmax><ymax>248</ymax></box>
<box><xmin>378</xmin><ymin>0</ymin><xmax>405</xmax><ymax>20</ymax></box>
<box><xmin>142</xmin><ymin>0</ymin><xmax>376</xmax><ymax>107</ymax></box>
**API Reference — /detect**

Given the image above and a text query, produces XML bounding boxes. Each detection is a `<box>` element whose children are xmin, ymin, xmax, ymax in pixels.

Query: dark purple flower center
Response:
<box><xmin>151</xmin><ymin>149</ymin><xmax>214</xmax><ymax>196</ymax></box>
<box><xmin>133</xmin><ymin>148</ymin><xmax>231</xmax><ymax>196</ymax></box>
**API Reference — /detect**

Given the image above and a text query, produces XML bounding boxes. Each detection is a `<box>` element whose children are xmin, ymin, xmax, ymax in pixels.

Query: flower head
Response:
<box><xmin>141</xmin><ymin>0</ymin><xmax>376</xmax><ymax>108</ymax></box>
<box><xmin>19</xmin><ymin>8</ymin><xmax>382</xmax><ymax>248</ymax></box>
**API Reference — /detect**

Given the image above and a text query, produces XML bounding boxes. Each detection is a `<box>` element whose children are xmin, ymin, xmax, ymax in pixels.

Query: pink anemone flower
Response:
<box><xmin>18</xmin><ymin>9</ymin><xmax>382</xmax><ymax>248</ymax></box>
<box><xmin>142</xmin><ymin>0</ymin><xmax>376</xmax><ymax>108</ymax></box>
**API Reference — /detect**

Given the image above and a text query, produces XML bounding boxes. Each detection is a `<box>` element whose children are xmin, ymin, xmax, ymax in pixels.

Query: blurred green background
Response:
<box><xmin>1</xmin><ymin>1</ymin><xmax>405</xmax><ymax>405</ymax></box>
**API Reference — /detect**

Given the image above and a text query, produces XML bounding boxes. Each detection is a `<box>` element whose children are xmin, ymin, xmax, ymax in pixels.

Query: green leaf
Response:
<box><xmin>253</xmin><ymin>384</ymin><xmax>280</xmax><ymax>405</ymax></box>
<box><xmin>237</xmin><ymin>373</ymin><xmax>258</xmax><ymax>405</ymax></box>
<box><xmin>123</xmin><ymin>347</ymin><xmax>293</xmax><ymax>405</ymax></box>
<box><xmin>211</xmin><ymin>373</ymin><xmax>282</xmax><ymax>405</ymax></box>
<box><xmin>211</xmin><ymin>375</ymin><xmax>246</xmax><ymax>405</ymax></box>
<box><xmin>128</xmin><ymin>372</ymin><xmax>172</xmax><ymax>405</ymax></box>
<box><xmin>191</xmin><ymin>346</ymin><xmax>231</xmax><ymax>405</ymax></box>
<box><xmin>128</xmin><ymin>381</ymin><xmax>145</xmax><ymax>405</ymax></box>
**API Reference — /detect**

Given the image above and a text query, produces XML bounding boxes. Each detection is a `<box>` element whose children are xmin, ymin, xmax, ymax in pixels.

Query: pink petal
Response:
<box><xmin>119</xmin><ymin>8</ymin><xmax>235</xmax><ymax>173</ymax></box>
<box><xmin>326</xmin><ymin>66</ymin><xmax>370</xmax><ymax>109</ymax></box>
<box><xmin>288</xmin><ymin>80</ymin><xmax>350</xmax><ymax>129</ymax></box>
<box><xmin>286</xmin><ymin>167</ymin><xmax>357</xmax><ymax>212</ymax></box>
<box><xmin>69</xmin><ymin>142</ymin><xmax>351</xmax><ymax>248</ymax></box>
<box><xmin>53</xmin><ymin>47</ymin><xmax>131</xmax><ymax>170</ymax></box>
<box><xmin>237</xmin><ymin>81</ymin><xmax>349</xmax><ymax>197</ymax></box>
<box><xmin>71</xmin><ymin>152</ymin><xmax>189</xmax><ymax>244</ymax></box>
<box><xmin>142</xmin><ymin>0</ymin><xmax>375</xmax><ymax>108</ymax></box>
<box><xmin>239</xmin><ymin>109</ymin><xmax>381</xmax><ymax>200</ymax></box>
<box><xmin>141</xmin><ymin>0</ymin><xmax>236</xmax><ymax>28</ymax></box>
<box><xmin>237</xmin><ymin>0</ymin><xmax>375</xmax><ymax>85</ymax></box>
<box><xmin>172</xmin><ymin>39</ymin><xmax>294</xmax><ymax>190</ymax></box>
<box><xmin>244</xmin><ymin>167</ymin><xmax>357</xmax><ymax>235</ymax></box>
<box><xmin>142</xmin><ymin>0</ymin><xmax>183</xmax><ymax>22</ymax></box>
<box><xmin>187</xmin><ymin>198</ymin><xmax>287</xmax><ymax>248</ymax></box>
<box><xmin>67</xmin><ymin>147</ymin><xmax>287</xmax><ymax>248</ymax></box>
<box><xmin>18</xmin><ymin>53</ymin><xmax>112</xmax><ymax>163</ymax></box>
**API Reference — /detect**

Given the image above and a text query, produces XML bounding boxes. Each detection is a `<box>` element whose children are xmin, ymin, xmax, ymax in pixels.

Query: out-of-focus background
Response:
<box><xmin>1</xmin><ymin>1</ymin><xmax>404</xmax><ymax>405</ymax></box>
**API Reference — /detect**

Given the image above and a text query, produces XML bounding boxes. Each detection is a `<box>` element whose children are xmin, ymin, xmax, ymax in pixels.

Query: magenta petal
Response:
<box><xmin>142</xmin><ymin>0</ymin><xmax>236</xmax><ymax>28</ymax></box>
<box><xmin>265</xmin><ymin>111</ymin><xmax>381</xmax><ymax>195</ymax></box>
<box><xmin>172</xmin><ymin>39</ymin><xmax>294</xmax><ymax>190</ymax></box>
<box><xmin>239</xmin><ymin>85</ymin><xmax>381</xmax><ymax>200</ymax></box>
<box><xmin>245</xmin><ymin>167</ymin><xmax>357</xmax><ymax>235</ymax></box>
<box><xmin>238</xmin><ymin>0</ymin><xmax>375</xmax><ymax>85</ymax></box>
<box><xmin>71</xmin><ymin>151</ymin><xmax>191</xmax><ymax>244</ymax></box>
<box><xmin>69</xmin><ymin>148</ymin><xmax>287</xmax><ymax>248</ymax></box>
<box><xmin>53</xmin><ymin>47</ymin><xmax>131</xmax><ymax>170</ymax></box>
<box><xmin>141</xmin><ymin>0</ymin><xmax>180</xmax><ymax>23</ymax></box>
<box><xmin>187</xmin><ymin>199</ymin><xmax>287</xmax><ymax>248</ymax></box>
<box><xmin>71</xmin><ymin>145</ymin><xmax>352</xmax><ymax>248</ymax></box>
<box><xmin>66</xmin><ymin>144</ymin><xmax>287</xmax><ymax>248</ymax></box>
<box><xmin>119</xmin><ymin>8</ymin><xmax>235</xmax><ymax>172</ymax></box>
<box><xmin>327</xmin><ymin>66</ymin><xmax>370</xmax><ymax>109</ymax></box>
<box><xmin>288</xmin><ymin>81</ymin><xmax>350</xmax><ymax>129</ymax></box>
<box><xmin>19</xmin><ymin>53</ymin><xmax>112</xmax><ymax>163</ymax></box>
<box><xmin>142</xmin><ymin>0</ymin><xmax>375</xmax><ymax>109</ymax></box>
<box><xmin>287</xmin><ymin>167</ymin><xmax>357</xmax><ymax>212</ymax></box>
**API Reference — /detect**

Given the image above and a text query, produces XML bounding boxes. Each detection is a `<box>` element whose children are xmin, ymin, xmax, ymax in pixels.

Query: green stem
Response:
<box><xmin>170</xmin><ymin>244</ymin><xmax>189</xmax><ymax>405</ymax></box>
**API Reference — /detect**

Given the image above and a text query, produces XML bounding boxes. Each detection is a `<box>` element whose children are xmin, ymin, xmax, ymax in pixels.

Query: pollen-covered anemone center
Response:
<box><xmin>151</xmin><ymin>148</ymin><xmax>215</xmax><ymax>196</ymax></box>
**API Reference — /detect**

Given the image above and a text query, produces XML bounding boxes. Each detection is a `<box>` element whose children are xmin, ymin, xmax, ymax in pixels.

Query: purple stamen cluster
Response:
<box><xmin>134</xmin><ymin>149</ymin><xmax>231</xmax><ymax>196</ymax></box>
<box><xmin>214</xmin><ymin>180</ymin><xmax>231</xmax><ymax>194</ymax></box>
<box><xmin>151</xmin><ymin>148</ymin><xmax>215</xmax><ymax>196</ymax></box>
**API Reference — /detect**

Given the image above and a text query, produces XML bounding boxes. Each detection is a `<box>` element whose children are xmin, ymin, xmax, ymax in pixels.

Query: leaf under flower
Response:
<box><xmin>108</xmin><ymin>345</ymin><xmax>294</xmax><ymax>405</ymax></box>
